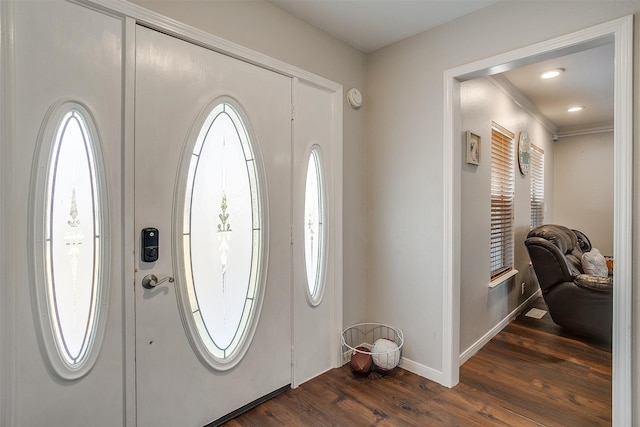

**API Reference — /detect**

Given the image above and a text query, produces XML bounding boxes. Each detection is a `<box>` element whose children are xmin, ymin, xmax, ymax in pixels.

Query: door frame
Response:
<box><xmin>443</xmin><ymin>15</ymin><xmax>633</xmax><ymax>425</ymax></box>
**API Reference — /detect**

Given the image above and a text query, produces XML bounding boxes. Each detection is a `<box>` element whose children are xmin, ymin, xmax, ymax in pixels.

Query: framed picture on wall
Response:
<box><xmin>466</xmin><ymin>131</ymin><xmax>480</xmax><ymax>165</ymax></box>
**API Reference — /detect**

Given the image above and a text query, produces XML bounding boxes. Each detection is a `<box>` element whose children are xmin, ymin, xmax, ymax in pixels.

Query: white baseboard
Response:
<box><xmin>336</xmin><ymin>352</ymin><xmax>444</xmax><ymax>385</ymax></box>
<box><xmin>398</xmin><ymin>357</ymin><xmax>444</xmax><ymax>385</ymax></box>
<box><xmin>341</xmin><ymin>288</ymin><xmax>541</xmax><ymax>387</ymax></box>
<box><xmin>459</xmin><ymin>289</ymin><xmax>542</xmax><ymax>365</ymax></box>
<box><xmin>292</xmin><ymin>365</ymin><xmax>334</xmax><ymax>389</ymax></box>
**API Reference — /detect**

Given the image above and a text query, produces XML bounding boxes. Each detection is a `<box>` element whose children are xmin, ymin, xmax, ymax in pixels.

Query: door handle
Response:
<box><xmin>142</xmin><ymin>274</ymin><xmax>174</xmax><ymax>289</ymax></box>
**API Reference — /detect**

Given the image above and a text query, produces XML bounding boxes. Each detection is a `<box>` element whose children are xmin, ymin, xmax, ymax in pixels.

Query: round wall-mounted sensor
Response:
<box><xmin>347</xmin><ymin>88</ymin><xmax>362</xmax><ymax>109</ymax></box>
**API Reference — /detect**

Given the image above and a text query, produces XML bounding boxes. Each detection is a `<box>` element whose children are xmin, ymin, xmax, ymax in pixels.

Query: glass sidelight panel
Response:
<box><xmin>31</xmin><ymin>101</ymin><xmax>109</xmax><ymax>379</ymax></box>
<box><xmin>303</xmin><ymin>147</ymin><xmax>326</xmax><ymax>305</ymax></box>
<box><xmin>180</xmin><ymin>100</ymin><xmax>264</xmax><ymax>369</ymax></box>
<box><xmin>46</xmin><ymin>110</ymin><xmax>101</xmax><ymax>366</ymax></box>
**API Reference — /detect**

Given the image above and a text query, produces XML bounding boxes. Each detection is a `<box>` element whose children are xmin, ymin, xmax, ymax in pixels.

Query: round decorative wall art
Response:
<box><xmin>518</xmin><ymin>131</ymin><xmax>531</xmax><ymax>175</ymax></box>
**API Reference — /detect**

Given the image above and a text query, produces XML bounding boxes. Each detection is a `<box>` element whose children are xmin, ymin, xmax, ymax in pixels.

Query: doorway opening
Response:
<box><xmin>443</xmin><ymin>16</ymin><xmax>632</xmax><ymax>425</ymax></box>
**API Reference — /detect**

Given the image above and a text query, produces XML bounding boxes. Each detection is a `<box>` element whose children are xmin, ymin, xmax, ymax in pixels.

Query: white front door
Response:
<box><xmin>6</xmin><ymin>1</ymin><xmax>126</xmax><ymax>425</ymax></box>
<box><xmin>134</xmin><ymin>26</ymin><xmax>292</xmax><ymax>427</ymax></box>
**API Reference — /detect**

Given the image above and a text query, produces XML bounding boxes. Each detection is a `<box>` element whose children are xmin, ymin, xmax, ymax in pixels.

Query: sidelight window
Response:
<box><xmin>31</xmin><ymin>102</ymin><xmax>109</xmax><ymax>379</ymax></box>
<box><xmin>303</xmin><ymin>146</ymin><xmax>326</xmax><ymax>305</ymax></box>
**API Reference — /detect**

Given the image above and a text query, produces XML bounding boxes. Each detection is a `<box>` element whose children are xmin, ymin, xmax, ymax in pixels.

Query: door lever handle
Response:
<box><xmin>142</xmin><ymin>274</ymin><xmax>174</xmax><ymax>289</ymax></box>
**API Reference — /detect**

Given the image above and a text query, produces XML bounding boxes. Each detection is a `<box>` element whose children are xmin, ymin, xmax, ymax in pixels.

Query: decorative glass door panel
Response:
<box><xmin>180</xmin><ymin>100</ymin><xmax>265</xmax><ymax>369</ymax></box>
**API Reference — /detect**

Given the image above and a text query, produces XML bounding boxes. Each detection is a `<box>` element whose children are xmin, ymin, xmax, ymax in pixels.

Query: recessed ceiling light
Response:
<box><xmin>541</xmin><ymin>68</ymin><xmax>565</xmax><ymax>79</ymax></box>
<box><xmin>567</xmin><ymin>106</ymin><xmax>585</xmax><ymax>112</ymax></box>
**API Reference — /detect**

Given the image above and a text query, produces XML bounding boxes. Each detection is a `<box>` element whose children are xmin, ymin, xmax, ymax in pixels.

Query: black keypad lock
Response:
<box><xmin>141</xmin><ymin>227</ymin><xmax>159</xmax><ymax>262</ymax></box>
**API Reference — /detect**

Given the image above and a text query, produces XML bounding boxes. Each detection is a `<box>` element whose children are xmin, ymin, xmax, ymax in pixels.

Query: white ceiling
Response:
<box><xmin>267</xmin><ymin>0</ymin><xmax>499</xmax><ymax>53</ymax></box>
<box><xmin>499</xmin><ymin>43</ymin><xmax>614</xmax><ymax>134</ymax></box>
<box><xmin>267</xmin><ymin>0</ymin><xmax>614</xmax><ymax>134</ymax></box>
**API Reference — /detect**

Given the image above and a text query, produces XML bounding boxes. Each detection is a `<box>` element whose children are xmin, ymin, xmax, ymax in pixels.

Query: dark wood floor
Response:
<box><xmin>226</xmin><ymin>298</ymin><xmax>611</xmax><ymax>426</ymax></box>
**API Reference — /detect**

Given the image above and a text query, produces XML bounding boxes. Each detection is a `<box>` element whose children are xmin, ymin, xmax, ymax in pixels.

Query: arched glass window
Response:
<box><xmin>31</xmin><ymin>101</ymin><xmax>109</xmax><ymax>380</ymax></box>
<box><xmin>304</xmin><ymin>146</ymin><xmax>326</xmax><ymax>305</ymax></box>
<box><xmin>179</xmin><ymin>100</ymin><xmax>264</xmax><ymax>370</ymax></box>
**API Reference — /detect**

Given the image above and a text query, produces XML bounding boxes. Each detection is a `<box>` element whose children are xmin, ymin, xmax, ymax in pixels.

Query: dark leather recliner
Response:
<box><xmin>525</xmin><ymin>224</ymin><xmax>612</xmax><ymax>344</ymax></box>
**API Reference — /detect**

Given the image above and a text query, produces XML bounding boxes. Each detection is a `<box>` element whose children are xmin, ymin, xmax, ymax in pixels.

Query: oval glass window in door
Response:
<box><xmin>304</xmin><ymin>146</ymin><xmax>326</xmax><ymax>305</ymax></box>
<box><xmin>31</xmin><ymin>101</ymin><xmax>110</xmax><ymax>380</ymax></box>
<box><xmin>179</xmin><ymin>100</ymin><xmax>265</xmax><ymax>370</ymax></box>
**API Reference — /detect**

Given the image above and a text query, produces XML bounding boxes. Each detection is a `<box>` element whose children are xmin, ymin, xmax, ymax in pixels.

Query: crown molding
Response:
<box><xmin>488</xmin><ymin>74</ymin><xmax>557</xmax><ymax>134</ymax></box>
<box><xmin>556</xmin><ymin>121</ymin><xmax>614</xmax><ymax>138</ymax></box>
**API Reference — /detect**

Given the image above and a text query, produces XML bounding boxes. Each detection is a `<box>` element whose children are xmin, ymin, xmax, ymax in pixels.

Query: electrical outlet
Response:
<box><xmin>521</xmin><ymin>282</ymin><xmax>526</xmax><ymax>295</ymax></box>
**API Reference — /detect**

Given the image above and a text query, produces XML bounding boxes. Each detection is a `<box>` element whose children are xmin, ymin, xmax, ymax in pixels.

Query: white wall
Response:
<box><xmin>366</xmin><ymin>1</ymin><xmax>639</xmax><ymax>419</ymax></box>
<box><xmin>459</xmin><ymin>77</ymin><xmax>555</xmax><ymax>353</ymax></box>
<box><xmin>131</xmin><ymin>0</ymin><xmax>369</xmax><ymax>327</ymax></box>
<box><xmin>554</xmin><ymin>132</ymin><xmax>614</xmax><ymax>255</ymax></box>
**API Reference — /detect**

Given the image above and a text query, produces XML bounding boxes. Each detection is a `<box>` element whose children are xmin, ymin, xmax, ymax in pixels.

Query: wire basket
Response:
<box><xmin>341</xmin><ymin>323</ymin><xmax>404</xmax><ymax>372</ymax></box>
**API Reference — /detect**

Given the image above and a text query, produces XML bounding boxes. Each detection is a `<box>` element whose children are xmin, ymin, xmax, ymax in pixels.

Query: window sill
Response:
<box><xmin>488</xmin><ymin>269</ymin><xmax>519</xmax><ymax>289</ymax></box>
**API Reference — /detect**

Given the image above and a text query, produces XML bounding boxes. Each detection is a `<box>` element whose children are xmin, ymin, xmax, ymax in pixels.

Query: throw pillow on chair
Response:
<box><xmin>581</xmin><ymin>248</ymin><xmax>608</xmax><ymax>278</ymax></box>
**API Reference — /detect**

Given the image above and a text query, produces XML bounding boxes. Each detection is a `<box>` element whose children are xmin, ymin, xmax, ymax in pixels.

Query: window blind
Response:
<box><xmin>530</xmin><ymin>144</ymin><xmax>544</xmax><ymax>229</ymax></box>
<box><xmin>490</xmin><ymin>125</ymin><xmax>515</xmax><ymax>279</ymax></box>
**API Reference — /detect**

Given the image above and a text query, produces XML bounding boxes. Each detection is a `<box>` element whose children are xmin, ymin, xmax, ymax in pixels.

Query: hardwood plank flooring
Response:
<box><xmin>225</xmin><ymin>298</ymin><xmax>611</xmax><ymax>426</ymax></box>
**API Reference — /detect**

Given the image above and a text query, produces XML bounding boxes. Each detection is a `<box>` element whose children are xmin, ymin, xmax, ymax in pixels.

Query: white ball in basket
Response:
<box><xmin>371</xmin><ymin>338</ymin><xmax>400</xmax><ymax>370</ymax></box>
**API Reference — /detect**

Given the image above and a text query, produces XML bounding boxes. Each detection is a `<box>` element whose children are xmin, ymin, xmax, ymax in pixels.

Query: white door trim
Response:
<box><xmin>0</xmin><ymin>1</ymin><xmax>16</xmax><ymax>424</ymax></box>
<box><xmin>122</xmin><ymin>15</ymin><xmax>137</xmax><ymax>427</ymax></box>
<box><xmin>443</xmin><ymin>15</ymin><xmax>633</xmax><ymax>425</ymax></box>
<box><xmin>86</xmin><ymin>0</ymin><xmax>341</xmax><ymax>93</ymax></box>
